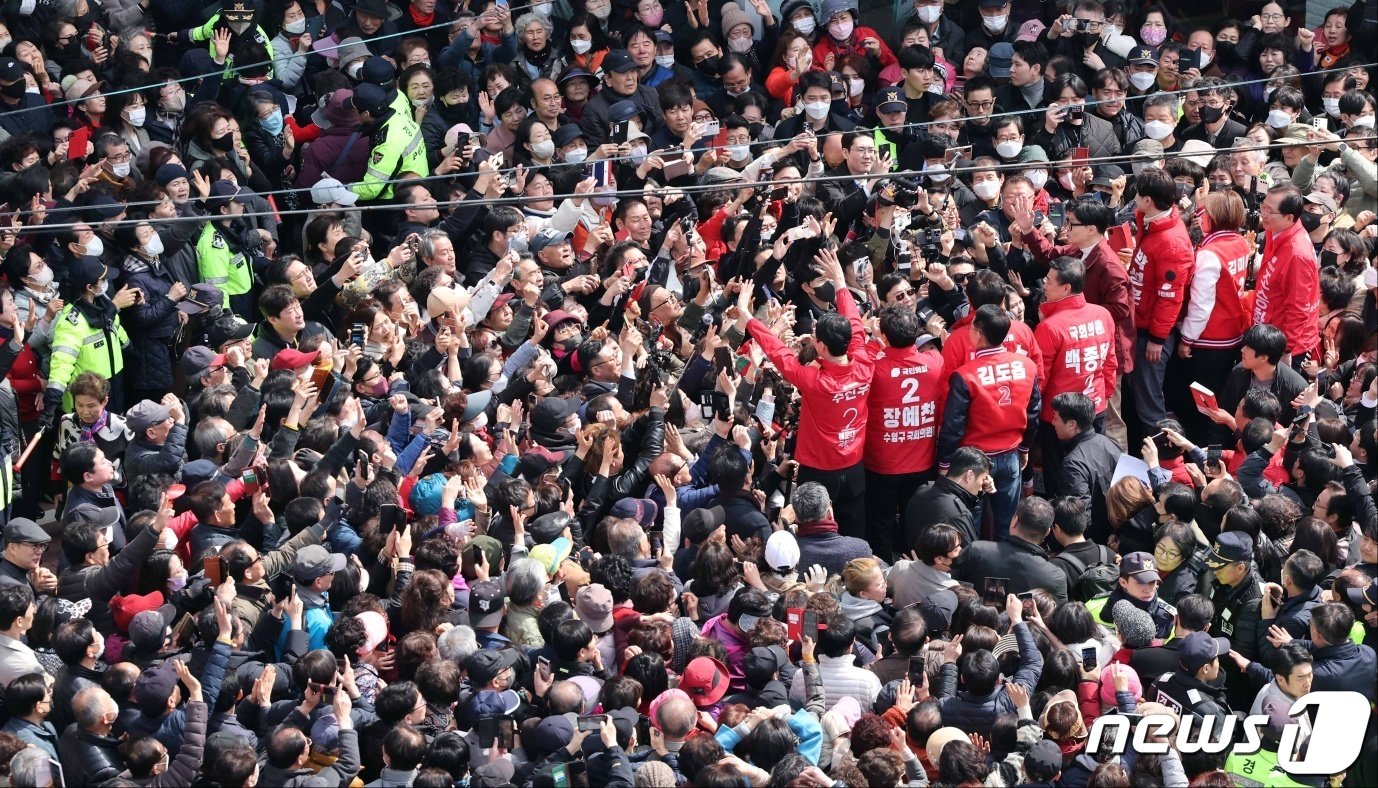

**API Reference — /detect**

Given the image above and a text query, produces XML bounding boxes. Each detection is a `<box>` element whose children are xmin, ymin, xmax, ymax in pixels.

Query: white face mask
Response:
<box><xmin>533</xmin><ymin>1</ymin><xmax>553</xmax><ymax>14</ymax></box>
<box><xmin>564</xmin><ymin>146</ymin><xmax>588</xmax><ymax>163</ymax></box>
<box><xmin>1197</xmin><ymin>50</ymin><xmax>1213</xmax><ymax>68</ymax></box>
<box><xmin>792</xmin><ymin>16</ymin><xmax>816</xmax><ymax>35</ymax></box>
<box><xmin>95</xmin><ymin>279</ymin><xmax>109</xmax><ymax>297</ymax></box>
<box><xmin>629</xmin><ymin>144</ymin><xmax>648</xmax><ymax>164</ymax></box>
<box><xmin>916</xmin><ymin>5</ymin><xmax>941</xmax><ymax>24</ymax></box>
<box><xmin>1364</xmin><ymin>266</ymin><xmax>1378</xmax><ymax>289</ymax></box>
<box><xmin>983</xmin><ymin>14</ymin><xmax>1007</xmax><ymax>31</ymax></box>
<box><xmin>926</xmin><ymin>163</ymin><xmax>949</xmax><ymax>183</ymax></box>
<box><xmin>143</xmin><ymin>234</ymin><xmax>165</xmax><ymax>257</ymax></box>
<box><xmin>26</xmin><ymin>85</ymin><xmax>39</xmax><ymax>94</ymax></box>
<box><xmin>570</xmin><ymin>38</ymin><xmax>592</xmax><ymax>54</ymax></box>
<box><xmin>655</xmin><ymin>54</ymin><xmax>675</xmax><ymax>67</ymax></box>
<box><xmin>1265</xmin><ymin>109</ymin><xmax>1291</xmax><ymax>128</ymax></box>
<box><xmin>1144</xmin><ymin>119</ymin><xmax>1173</xmax><ymax>140</ymax></box>
<box><xmin>995</xmin><ymin>140</ymin><xmax>1021</xmax><ymax>159</ymax></box>
<box><xmin>727</xmin><ymin>143</ymin><xmax>751</xmax><ymax>161</ymax></box>
<box><xmin>284</xmin><ymin>18</ymin><xmax>306</xmax><ymax>34</ymax></box>
<box><xmin>1060</xmin><ymin>171</ymin><xmax>1075</xmax><ymax>191</ymax></box>
<box><xmin>126</xmin><ymin>106</ymin><xmax>147</xmax><ymax>127</ymax></box>
<box><xmin>112</xmin><ymin>161</ymin><xmax>131</xmax><ymax>178</ymax></box>
<box><xmin>973</xmin><ymin>179</ymin><xmax>1000</xmax><ymax>201</ymax></box>
<box><xmin>848</xmin><ymin>78</ymin><xmax>865</xmax><ymax>97</ymax></box>
<box><xmin>1354</xmin><ymin>115</ymin><xmax>1377</xmax><ymax>128</ymax></box>
<box><xmin>589</xmin><ymin>3</ymin><xmax>611</xmax><ymax>19</ymax></box>
<box><xmin>803</xmin><ymin>101</ymin><xmax>829</xmax><ymax>120</ymax></box>
<box><xmin>728</xmin><ymin>36</ymin><xmax>753</xmax><ymax>53</ymax></box>
<box><xmin>28</xmin><ymin>265</ymin><xmax>55</xmax><ymax>289</ymax></box>
<box><xmin>1026</xmin><ymin>169</ymin><xmax>1048</xmax><ymax>189</ymax></box>
<box><xmin>1323</xmin><ymin>97</ymin><xmax>1342</xmax><ymax>116</ymax></box>
<box><xmin>84</xmin><ymin>235</ymin><xmax>104</xmax><ymax>257</ymax></box>
<box><xmin>347</xmin><ymin>61</ymin><xmax>364</xmax><ymax>79</ymax></box>
<box><xmin>1129</xmin><ymin>72</ymin><xmax>1156</xmax><ymax>91</ymax></box>
<box><xmin>532</xmin><ymin>139</ymin><xmax>555</xmax><ymax>159</ymax></box>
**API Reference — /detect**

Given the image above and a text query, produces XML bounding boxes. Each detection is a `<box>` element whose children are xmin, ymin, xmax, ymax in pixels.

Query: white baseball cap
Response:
<box><xmin>310</xmin><ymin>177</ymin><xmax>358</xmax><ymax>206</ymax></box>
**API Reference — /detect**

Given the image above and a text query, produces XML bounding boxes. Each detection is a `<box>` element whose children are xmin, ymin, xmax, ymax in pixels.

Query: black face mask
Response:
<box><xmin>212</xmin><ymin>131</ymin><xmax>235</xmax><ymax>151</ymax></box>
<box><xmin>1299</xmin><ymin>212</ymin><xmax>1324</xmax><ymax>232</ymax></box>
<box><xmin>748</xmin><ymin>121</ymin><xmax>765</xmax><ymax>139</ymax></box>
<box><xmin>697</xmin><ymin>55</ymin><xmax>720</xmax><ymax>75</ymax></box>
<box><xmin>1</xmin><ymin>80</ymin><xmax>27</xmax><ymax>99</ymax></box>
<box><xmin>1199</xmin><ymin>104</ymin><xmax>1225</xmax><ymax>125</ymax></box>
<box><xmin>812</xmin><ymin>281</ymin><xmax>836</xmax><ymax>302</ymax></box>
<box><xmin>1215</xmin><ymin>40</ymin><xmax>1237</xmax><ymax>64</ymax></box>
<box><xmin>1320</xmin><ymin>249</ymin><xmax>1340</xmax><ymax>268</ymax></box>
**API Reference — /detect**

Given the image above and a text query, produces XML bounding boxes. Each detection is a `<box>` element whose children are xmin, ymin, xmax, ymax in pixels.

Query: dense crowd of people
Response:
<box><xmin>0</xmin><ymin>0</ymin><xmax>1374</xmax><ymax>784</ymax></box>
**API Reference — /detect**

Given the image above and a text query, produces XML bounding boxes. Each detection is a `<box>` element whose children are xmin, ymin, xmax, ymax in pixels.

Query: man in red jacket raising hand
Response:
<box><xmin>937</xmin><ymin>305</ymin><xmax>1042</xmax><ymax>540</ymax></box>
<box><xmin>737</xmin><ymin>244</ymin><xmax>875</xmax><ymax>539</ymax></box>
<box><xmin>1126</xmin><ymin>168</ymin><xmax>1194</xmax><ymax>440</ymax></box>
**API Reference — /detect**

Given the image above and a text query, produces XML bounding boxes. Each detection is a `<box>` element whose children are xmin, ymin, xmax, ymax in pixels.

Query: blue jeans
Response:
<box><xmin>982</xmin><ymin>450</ymin><xmax>1022</xmax><ymax>540</ymax></box>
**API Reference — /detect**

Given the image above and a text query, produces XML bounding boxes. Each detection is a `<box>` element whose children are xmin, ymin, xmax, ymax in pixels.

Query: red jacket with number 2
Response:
<box><xmin>936</xmin><ymin>347</ymin><xmax>1042</xmax><ymax>470</ymax></box>
<box><xmin>747</xmin><ymin>288</ymin><xmax>874</xmax><ymax>471</ymax></box>
<box><xmin>864</xmin><ymin>344</ymin><xmax>946</xmax><ymax>475</ymax></box>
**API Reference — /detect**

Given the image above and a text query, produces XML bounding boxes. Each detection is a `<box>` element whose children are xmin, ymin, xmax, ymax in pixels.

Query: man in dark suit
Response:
<box><xmin>1178</xmin><ymin>77</ymin><xmax>1246</xmax><ymax>149</ymax></box>
<box><xmin>815</xmin><ymin>131</ymin><xmax>882</xmax><ymax>240</ymax></box>
<box><xmin>952</xmin><ymin>497</ymin><xmax>1070</xmax><ymax>605</ymax></box>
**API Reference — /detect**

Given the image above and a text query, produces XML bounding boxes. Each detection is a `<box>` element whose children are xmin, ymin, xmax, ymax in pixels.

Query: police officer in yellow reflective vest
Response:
<box><xmin>38</xmin><ymin>257</ymin><xmax>130</xmax><ymax>429</ymax></box>
<box><xmin>198</xmin><ymin>180</ymin><xmax>261</xmax><ymax>316</ymax></box>
<box><xmin>350</xmin><ymin>83</ymin><xmax>428</xmax><ymax>204</ymax></box>
<box><xmin>180</xmin><ymin>0</ymin><xmax>274</xmax><ymax>79</ymax></box>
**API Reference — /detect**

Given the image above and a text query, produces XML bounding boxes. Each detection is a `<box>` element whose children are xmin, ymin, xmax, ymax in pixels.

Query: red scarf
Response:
<box><xmin>796</xmin><ymin>518</ymin><xmax>839</xmax><ymax>538</ymax></box>
<box><xmin>409</xmin><ymin>5</ymin><xmax>435</xmax><ymax>26</ymax></box>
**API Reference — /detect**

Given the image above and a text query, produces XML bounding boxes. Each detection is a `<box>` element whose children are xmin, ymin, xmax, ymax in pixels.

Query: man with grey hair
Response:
<box><xmin>501</xmin><ymin>557</ymin><xmax>549</xmax><ymax>648</ymax></box>
<box><xmin>1229</xmin><ymin>137</ymin><xmax>1272</xmax><ymax>193</ymax></box>
<box><xmin>437</xmin><ymin>625</ymin><xmax>479</xmax><ymax>667</ymax></box>
<box><xmin>792</xmin><ymin>482</ymin><xmax>873</xmax><ymax>577</ymax></box>
<box><xmin>58</xmin><ymin>686</ymin><xmax>125</xmax><ymax>785</ymax></box>
<box><xmin>8</xmin><ymin>747</ymin><xmax>54</xmax><ymax>788</ymax></box>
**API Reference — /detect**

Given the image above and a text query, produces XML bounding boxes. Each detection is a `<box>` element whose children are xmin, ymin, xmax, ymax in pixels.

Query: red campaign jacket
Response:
<box><xmin>1253</xmin><ymin>220</ymin><xmax>1320</xmax><ymax>356</ymax></box>
<box><xmin>747</xmin><ymin>288</ymin><xmax>874</xmax><ymax>471</ymax></box>
<box><xmin>812</xmin><ymin>27</ymin><xmax>900</xmax><ymax>83</ymax></box>
<box><xmin>864</xmin><ymin>345</ymin><xmax>946</xmax><ymax>475</ymax></box>
<box><xmin>1180</xmin><ymin>230</ymin><xmax>1253</xmax><ymax>349</ymax></box>
<box><xmin>1033</xmin><ymin>294</ymin><xmax>1119</xmax><ymax>421</ymax></box>
<box><xmin>936</xmin><ymin>347</ymin><xmax>1042</xmax><ymax>468</ymax></box>
<box><xmin>1023</xmin><ymin>233</ymin><xmax>1136</xmax><ymax>375</ymax></box>
<box><xmin>1128</xmin><ymin>207</ymin><xmax>1194</xmax><ymax>343</ymax></box>
<box><xmin>942</xmin><ymin>313</ymin><xmax>1043</xmax><ymax>380</ymax></box>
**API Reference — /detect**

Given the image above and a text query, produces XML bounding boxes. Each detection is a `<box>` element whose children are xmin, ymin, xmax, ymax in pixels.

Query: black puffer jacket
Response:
<box><xmin>56</xmin><ymin>524</ymin><xmax>160</xmax><ymax>635</ymax></box>
<box><xmin>58</xmin><ymin>726</ymin><xmax>125</xmax><ymax>786</ymax></box>
<box><xmin>903</xmin><ymin>476</ymin><xmax>981</xmax><ymax>549</ymax></box>
<box><xmin>118</xmin><ymin>254</ymin><xmax>184</xmax><ymax>393</ymax></box>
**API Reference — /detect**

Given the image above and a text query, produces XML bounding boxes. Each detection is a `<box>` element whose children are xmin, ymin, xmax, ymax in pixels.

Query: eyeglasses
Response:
<box><xmin>1154</xmin><ymin>545</ymin><xmax>1183</xmax><ymax>561</ymax></box>
<box><xmin>1064</xmin><ymin>221</ymin><xmax>1087</xmax><ymax>229</ymax></box>
<box><xmin>892</xmin><ymin>288</ymin><xmax>916</xmax><ymax>300</ymax></box>
<box><xmin>18</xmin><ymin>542</ymin><xmax>47</xmax><ymax>553</ymax></box>
<box><xmin>968</xmin><ymin>100</ymin><xmax>995</xmax><ymax>109</ymax></box>
<box><xmin>1261</xmin><ymin>12</ymin><xmax>1285</xmax><ymax>20</ymax></box>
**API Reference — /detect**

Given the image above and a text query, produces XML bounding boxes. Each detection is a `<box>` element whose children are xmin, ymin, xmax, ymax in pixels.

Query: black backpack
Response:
<box><xmin>1059</xmin><ymin>545</ymin><xmax>1119</xmax><ymax>602</ymax></box>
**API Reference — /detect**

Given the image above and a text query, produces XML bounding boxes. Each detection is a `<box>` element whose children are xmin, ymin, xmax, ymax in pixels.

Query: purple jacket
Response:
<box><xmin>700</xmin><ymin>614</ymin><xmax>751</xmax><ymax>692</ymax></box>
<box><xmin>297</xmin><ymin>124</ymin><xmax>370</xmax><ymax>188</ymax></box>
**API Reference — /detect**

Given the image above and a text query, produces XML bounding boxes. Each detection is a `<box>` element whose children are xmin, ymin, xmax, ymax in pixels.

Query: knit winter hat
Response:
<box><xmin>1112</xmin><ymin>600</ymin><xmax>1157</xmax><ymax>649</ymax></box>
<box><xmin>720</xmin><ymin>2</ymin><xmax>756</xmax><ymax>38</ymax></box>
<box><xmin>634</xmin><ymin>760</ymin><xmax>677</xmax><ymax>787</ymax></box>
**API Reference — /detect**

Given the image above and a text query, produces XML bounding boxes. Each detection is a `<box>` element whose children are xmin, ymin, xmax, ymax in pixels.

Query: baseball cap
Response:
<box><xmin>68</xmin><ymin>256</ymin><xmax>107</xmax><ymax>289</ymax></box>
<box><xmin>360</xmin><ymin>56</ymin><xmax>395</xmax><ymax>86</ymax></box>
<box><xmin>0</xmin><ymin>57</ymin><xmax>24</xmax><ymax>83</ymax></box>
<box><xmin>742</xmin><ymin>645</ymin><xmax>789</xmax><ymax>689</ymax></box>
<box><xmin>134</xmin><ymin>659</ymin><xmax>182</xmax><ymax>708</ymax></box>
<box><xmin>609</xmin><ymin>498</ymin><xmax>658</xmax><ymax>530</ymax></box>
<box><xmin>558</xmin><ymin>67</ymin><xmax>596</xmax><ymax>86</ymax></box>
<box><xmin>825</xmin><ymin>70</ymin><xmax>846</xmax><ymax>96</ymax></box>
<box><xmin>531</xmin><ymin>395</ymin><xmax>580</xmax><ymax>434</ymax></box>
<box><xmin>1015</xmin><ymin>19</ymin><xmax>1046</xmax><ymax>42</ymax></box>
<box><xmin>180</xmin><ymin>346</ymin><xmax>227</xmax><ymax>380</ymax></box>
<box><xmin>205</xmin><ymin>179</ymin><xmax>251</xmax><ymax>213</ymax></box>
<box><xmin>1304</xmin><ymin>192</ymin><xmax>1338</xmax><ymax>214</ymax></box>
<box><xmin>467</xmin><ymin>648</ymin><xmax>520</xmax><ymax>686</ymax></box>
<box><xmin>988</xmin><ymin>43</ymin><xmax>1014</xmax><ymax>78</ymax></box>
<box><xmin>271</xmin><ymin>348</ymin><xmax>321</xmax><ymax>371</ymax></box>
<box><xmin>1119</xmin><ymin>552</ymin><xmax>1161</xmax><ymax>583</ymax></box>
<box><xmin>469</xmin><ymin>579</ymin><xmax>506</xmax><ymax>628</ymax></box>
<box><xmin>680</xmin><ymin>657</ymin><xmax>731</xmax><ymax>707</ymax></box>
<box><xmin>1016</xmin><ymin>145</ymin><xmax>1050</xmax><ymax>164</ymax></box>
<box><xmin>126</xmin><ymin>400</ymin><xmax>173</xmax><ymax>433</ymax></box>
<box><xmin>764</xmin><ymin>531</ymin><xmax>800</xmax><ymax>573</ymax></box>
<box><xmin>1204</xmin><ymin>531</ymin><xmax>1253</xmax><ymax>568</ymax></box>
<box><xmin>1344</xmin><ymin>580</ymin><xmax>1378</xmax><ymax>609</ymax></box>
<box><xmin>875</xmin><ymin>86</ymin><xmax>906</xmax><ymax>114</ymax></box>
<box><xmin>311</xmin><ymin>177</ymin><xmax>359</xmax><ymax>206</ymax></box>
<box><xmin>348</xmin><ymin>82</ymin><xmax>390</xmax><ymax>115</ymax></box>
<box><xmin>918</xmin><ymin>589</ymin><xmax>959</xmax><ymax>636</ymax></box>
<box><xmin>682</xmin><ymin>505</ymin><xmax>727</xmax><ymax>544</ymax></box>
<box><xmin>110</xmin><ymin>590</ymin><xmax>175</xmax><ymax>633</ymax></box>
<box><xmin>177</xmin><ymin>283</ymin><xmax>223</xmax><ymax>315</ymax></box>
<box><xmin>528</xmin><ymin>511</ymin><xmax>570</xmax><ymax>544</ymax></box>
<box><xmin>2</xmin><ymin>518</ymin><xmax>50</xmax><ymax>545</ymax></box>
<box><xmin>63</xmin><ymin>503</ymin><xmax>121</xmax><ymax>530</ymax></box>
<box><xmin>1178</xmin><ymin>630</ymin><xmax>1230</xmax><ymax>674</ymax></box>
<box><xmin>208</xmin><ymin>317</ymin><xmax>255</xmax><ymax>348</ymax></box>
<box><xmin>604</xmin><ymin>50</ymin><xmax>638</xmax><ymax>73</ymax></box>
<box><xmin>575</xmin><ymin>583</ymin><xmax>615</xmax><ymax>634</ymax></box>
<box><xmin>552</xmin><ymin>124</ymin><xmax>584</xmax><ymax>148</ymax></box>
<box><xmin>128</xmin><ymin>608</ymin><xmax>175</xmax><ymax>651</ymax></box>
<box><xmin>1024</xmin><ymin>738</ymin><xmax>1063</xmax><ymax>780</ymax></box>
<box><xmin>529</xmin><ymin>227</ymin><xmax>573</xmax><ymax>253</ymax></box>
<box><xmin>1089</xmin><ymin>164</ymin><xmax>1125</xmax><ymax>188</ymax></box>
<box><xmin>1129</xmin><ymin>46</ymin><xmax>1159</xmax><ymax>65</ymax></box>
<box><xmin>290</xmin><ymin>544</ymin><xmax>346</xmax><ymax>584</ymax></box>
<box><xmin>312</xmin><ymin>88</ymin><xmax>359</xmax><ymax>130</ymax></box>
<box><xmin>609</xmin><ymin>100</ymin><xmax>642</xmax><ymax>122</ymax></box>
